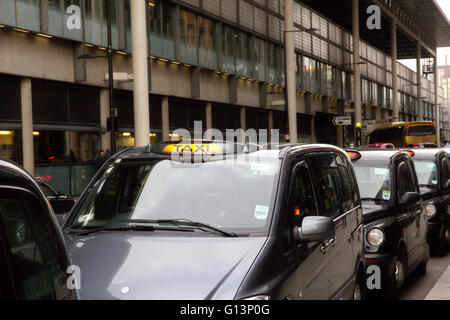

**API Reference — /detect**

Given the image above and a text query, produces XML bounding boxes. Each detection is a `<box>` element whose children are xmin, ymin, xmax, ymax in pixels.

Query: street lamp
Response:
<box><xmin>77</xmin><ymin>1</ymin><xmax>116</xmax><ymax>155</ymax></box>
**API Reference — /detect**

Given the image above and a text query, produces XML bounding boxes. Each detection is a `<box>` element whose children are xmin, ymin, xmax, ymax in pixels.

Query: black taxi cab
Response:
<box><xmin>348</xmin><ymin>149</ymin><xmax>429</xmax><ymax>299</ymax></box>
<box><xmin>407</xmin><ymin>149</ymin><xmax>450</xmax><ymax>256</ymax></box>
<box><xmin>61</xmin><ymin>140</ymin><xmax>366</xmax><ymax>300</ymax></box>
<box><xmin>0</xmin><ymin>158</ymin><xmax>76</xmax><ymax>300</ymax></box>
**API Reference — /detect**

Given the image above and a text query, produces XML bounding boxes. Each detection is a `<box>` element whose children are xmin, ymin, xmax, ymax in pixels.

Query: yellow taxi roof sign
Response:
<box><xmin>162</xmin><ymin>143</ymin><xmax>223</xmax><ymax>154</ymax></box>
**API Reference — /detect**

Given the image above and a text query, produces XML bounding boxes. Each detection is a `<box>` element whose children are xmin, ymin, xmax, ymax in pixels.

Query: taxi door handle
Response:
<box><xmin>320</xmin><ymin>242</ymin><xmax>330</xmax><ymax>254</ymax></box>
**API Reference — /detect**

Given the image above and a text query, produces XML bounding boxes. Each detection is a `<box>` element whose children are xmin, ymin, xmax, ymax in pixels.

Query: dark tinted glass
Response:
<box><xmin>289</xmin><ymin>163</ymin><xmax>317</xmax><ymax>227</ymax></box>
<box><xmin>370</xmin><ymin>127</ymin><xmax>404</xmax><ymax>143</ymax></box>
<box><xmin>397</xmin><ymin>162</ymin><xmax>417</xmax><ymax>198</ymax></box>
<box><xmin>0</xmin><ymin>190</ymin><xmax>69</xmax><ymax>300</ymax></box>
<box><xmin>0</xmin><ymin>76</ymin><xmax>21</xmax><ymax>121</ymax></box>
<box><xmin>407</xmin><ymin>125</ymin><xmax>436</xmax><ymax>137</ymax></box>
<box><xmin>308</xmin><ymin>153</ymin><xmax>343</xmax><ymax>219</ymax></box>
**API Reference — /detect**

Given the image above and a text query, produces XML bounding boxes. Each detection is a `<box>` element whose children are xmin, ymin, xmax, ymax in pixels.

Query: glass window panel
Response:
<box><xmin>102</xmin><ymin>0</ymin><xmax>119</xmax><ymax>49</ymax></box>
<box><xmin>221</xmin><ymin>0</ymin><xmax>237</xmax><ymax>23</ymax></box>
<box><xmin>17</xmin><ymin>0</ymin><xmax>40</xmax><ymax>31</ymax></box>
<box><xmin>198</xmin><ymin>16</ymin><xmax>217</xmax><ymax>70</ymax></box>
<box><xmin>266</xmin><ymin>43</ymin><xmax>277</xmax><ymax>84</ymax></box>
<box><xmin>0</xmin><ymin>0</ymin><xmax>16</xmax><ymax>26</ymax></box>
<box><xmin>85</xmin><ymin>0</ymin><xmax>103</xmax><ymax>45</ymax></box>
<box><xmin>236</xmin><ymin>32</ymin><xmax>251</xmax><ymax>77</ymax></box>
<box><xmin>0</xmin><ymin>130</ymin><xmax>22</xmax><ymax>163</ymax></box>
<box><xmin>48</xmin><ymin>0</ymin><xmax>63</xmax><ymax>37</ymax></box>
<box><xmin>253</xmin><ymin>37</ymin><xmax>265</xmax><ymax>81</ymax></box>
<box><xmin>149</xmin><ymin>1</ymin><xmax>163</xmax><ymax>57</ymax></box>
<box><xmin>221</xmin><ymin>25</ymin><xmax>235</xmax><ymax>74</ymax></box>
<box><xmin>161</xmin><ymin>3</ymin><xmax>174</xmax><ymax>60</ymax></box>
<box><xmin>179</xmin><ymin>10</ymin><xmax>198</xmax><ymax>65</ymax></box>
<box><xmin>63</xmin><ymin>1</ymin><xmax>82</xmax><ymax>41</ymax></box>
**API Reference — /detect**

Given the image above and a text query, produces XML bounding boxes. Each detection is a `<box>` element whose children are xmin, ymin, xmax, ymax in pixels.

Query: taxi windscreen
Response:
<box><xmin>353</xmin><ymin>165</ymin><xmax>392</xmax><ymax>204</ymax></box>
<box><xmin>69</xmin><ymin>155</ymin><xmax>280</xmax><ymax>234</ymax></box>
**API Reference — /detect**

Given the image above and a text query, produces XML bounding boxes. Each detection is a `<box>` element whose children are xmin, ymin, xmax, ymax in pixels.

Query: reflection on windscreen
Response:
<box><xmin>71</xmin><ymin>155</ymin><xmax>280</xmax><ymax>232</ymax></box>
<box><xmin>413</xmin><ymin>161</ymin><xmax>438</xmax><ymax>188</ymax></box>
<box><xmin>354</xmin><ymin>166</ymin><xmax>391</xmax><ymax>201</ymax></box>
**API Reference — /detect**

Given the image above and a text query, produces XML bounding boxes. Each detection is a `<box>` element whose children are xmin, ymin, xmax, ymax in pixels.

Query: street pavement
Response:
<box><xmin>398</xmin><ymin>248</ymin><xmax>450</xmax><ymax>300</ymax></box>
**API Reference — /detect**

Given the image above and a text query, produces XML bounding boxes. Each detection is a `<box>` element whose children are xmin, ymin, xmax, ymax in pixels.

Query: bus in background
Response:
<box><xmin>367</xmin><ymin>121</ymin><xmax>437</xmax><ymax>148</ymax></box>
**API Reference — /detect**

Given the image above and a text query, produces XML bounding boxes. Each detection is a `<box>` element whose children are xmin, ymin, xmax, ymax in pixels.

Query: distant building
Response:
<box><xmin>0</xmin><ymin>0</ymin><xmax>449</xmax><ymax>195</ymax></box>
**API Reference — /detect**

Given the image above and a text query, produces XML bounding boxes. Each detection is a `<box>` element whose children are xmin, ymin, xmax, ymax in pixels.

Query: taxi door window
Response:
<box><xmin>0</xmin><ymin>189</ymin><xmax>69</xmax><ymax>300</ymax></box>
<box><xmin>336</xmin><ymin>155</ymin><xmax>358</xmax><ymax>211</ymax></box>
<box><xmin>288</xmin><ymin>162</ymin><xmax>317</xmax><ymax>227</ymax></box>
<box><xmin>397</xmin><ymin>162</ymin><xmax>417</xmax><ymax>200</ymax></box>
<box><xmin>308</xmin><ymin>154</ymin><xmax>343</xmax><ymax>219</ymax></box>
<box><xmin>441</xmin><ymin>157</ymin><xmax>450</xmax><ymax>186</ymax></box>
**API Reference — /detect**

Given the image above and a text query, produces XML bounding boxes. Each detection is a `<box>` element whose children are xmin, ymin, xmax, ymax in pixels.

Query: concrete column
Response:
<box><xmin>130</xmin><ymin>0</ymin><xmax>150</xmax><ymax>147</ymax></box>
<box><xmin>100</xmin><ymin>89</ymin><xmax>112</xmax><ymax>152</ymax></box>
<box><xmin>434</xmin><ymin>57</ymin><xmax>440</xmax><ymax>145</ymax></box>
<box><xmin>391</xmin><ymin>20</ymin><xmax>399</xmax><ymax>122</ymax></box>
<box><xmin>352</xmin><ymin>0</ymin><xmax>362</xmax><ymax>143</ymax></box>
<box><xmin>162</xmin><ymin>96</ymin><xmax>170</xmax><ymax>141</ymax></box>
<box><xmin>240</xmin><ymin>107</ymin><xmax>246</xmax><ymax>143</ymax></box>
<box><xmin>206</xmin><ymin>102</ymin><xmax>213</xmax><ymax>130</ymax></box>
<box><xmin>284</xmin><ymin>0</ymin><xmax>298</xmax><ymax>143</ymax></box>
<box><xmin>204</xmin><ymin>102</ymin><xmax>213</xmax><ymax>140</ymax></box>
<box><xmin>417</xmin><ymin>44</ymin><xmax>423</xmax><ymax>121</ymax></box>
<box><xmin>21</xmin><ymin>78</ymin><xmax>34</xmax><ymax>176</ymax></box>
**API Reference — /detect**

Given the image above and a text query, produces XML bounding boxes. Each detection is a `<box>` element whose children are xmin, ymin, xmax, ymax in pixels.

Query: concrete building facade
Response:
<box><xmin>0</xmin><ymin>0</ymin><xmax>449</xmax><ymax>195</ymax></box>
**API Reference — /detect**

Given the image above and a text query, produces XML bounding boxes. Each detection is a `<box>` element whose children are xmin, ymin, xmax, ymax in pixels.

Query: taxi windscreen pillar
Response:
<box><xmin>20</xmin><ymin>78</ymin><xmax>34</xmax><ymax>176</ymax></box>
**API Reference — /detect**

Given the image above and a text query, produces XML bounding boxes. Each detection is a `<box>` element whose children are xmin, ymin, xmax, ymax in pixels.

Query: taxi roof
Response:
<box><xmin>349</xmin><ymin>149</ymin><xmax>409</xmax><ymax>165</ymax></box>
<box><xmin>404</xmin><ymin>148</ymin><xmax>446</xmax><ymax>161</ymax></box>
<box><xmin>114</xmin><ymin>142</ymin><xmax>346</xmax><ymax>161</ymax></box>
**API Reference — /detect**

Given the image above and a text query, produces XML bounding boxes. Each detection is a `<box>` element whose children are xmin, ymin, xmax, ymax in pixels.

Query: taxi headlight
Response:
<box><xmin>425</xmin><ymin>204</ymin><xmax>437</xmax><ymax>218</ymax></box>
<box><xmin>367</xmin><ymin>228</ymin><xmax>384</xmax><ymax>246</ymax></box>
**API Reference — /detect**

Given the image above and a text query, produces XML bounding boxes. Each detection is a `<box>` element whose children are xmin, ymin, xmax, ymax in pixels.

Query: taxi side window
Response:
<box><xmin>336</xmin><ymin>155</ymin><xmax>358</xmax><ymax>211</ymax></box>
<box><xmin>0</xmin><ymin>189</ymin><xmax>69</xmax><ymax>300</ymax></box>
<box><xmin>397</xmin><ymin>161</ymin><xmax>417</xmax><ymax>199</ymax></box>
<box><xmin>288</xmin><ymin>162</ymin><xmax>317</xmax><ymax>227</ymax></box>
<box><xmin>308</xmin><ymin>154</ymin><xmax>343</xmax><ymax>219</ymax></box>
<box><xmin>441</xmin><ymin>157</ymin><xmax>450</xmax><ymax>186</ymax></box>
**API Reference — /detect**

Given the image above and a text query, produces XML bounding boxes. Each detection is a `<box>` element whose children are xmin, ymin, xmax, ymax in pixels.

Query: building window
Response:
<box><xmin>149</xmin><ymin>1</ymin><xmax>175</xmax><ymax>60</ymax></box>
<box><xmin>0</xmin><ymin>130</ymin><xmax>22</xmax><ymax>163</ymax></box>
<box><xmin>221</xmin><ymin>24</ymin><xmax>235</xmax><ymax>74</ymax></box>
<box><xmin>236</xmin><ymin>31</ymin><xmax>251</xmax><ymax>78</ymax></box>
<box><xmin>266</xmin><ymin>43</ymin><xmax>278</xmax><ymax>84</ymax></box>
<box><xmin>85</xmin><ymin>0</ymin><xmax>103</xmax><ymax>45</ymax></box>
<box><xmin>179</xmin><ymin>9</ymin><xmax>198</xmax><ymax>65</ymax></box>
<box><xmin>17</xmin><ymin>0</ymin><xmax>40</xmax><ymax>31</ymax></box>
<box><xmin>198</xmin><ymin>16</ymin><xmax>217</xmax><ymax>70</ymax></box>
<box><xmin>101</xmin><ymin>0</ymin><xmax>119</xmax><ymax>48</ymax></box>
<box><xmin>253</xmin><ymin>37</ymin><xmax>266</xmax><ymax>82</ymax></box>
<box><xmin>63</xmin><ymin>0</ymin><xmax>83</xmax><ymax>40</ymax></box>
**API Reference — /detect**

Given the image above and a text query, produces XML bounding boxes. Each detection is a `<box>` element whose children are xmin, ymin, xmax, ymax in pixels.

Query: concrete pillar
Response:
<box><xmin>130</xmin><ymin>0</ymin><xmax>150</xmax><ymax>147</ymax></box>
<box><xmin>206</xmin><ymin>102</ymin><xmax>213</xmax><ymax>130</ymax></box>
<box><xmin>21</xmin><ymin>78</ymin><xmax>34</xmax><ymax>176</ymax></box>
<box><xmin>162</xmin><ymin>96</ymin><xmax>169</xmax><ymax>141</ymax></box>
<box><xmin>352</xmin><ymin>0</ymin><xmax>362</xmax><ymax>143</ymax></box>
<box><xmin>391</xmin><ymin>20</ymin><xmax>399</xmax><ymax>122</ymax></box>
<box><xmin>240</xmin><ymin>107</ymin><xmax>246</xmax><ymax>143</ymax></box>
<box><xmin>417</xmin><ymin>43</ymin><xmax>423</xmax><ymax>121</ymax></box>
<box><xmin>435</xmin><ymin>57</ymin><xmax>440</xmax><ymax>145</ymax></box>
<box><xmin>100</xmin><ymin>89</ymin><xmax>111</xmax><ymax>152</ymax></box>
<box><xmin>284</xmin><ymin>0</ymin><xmax>298</xmax><ymax>143</ymax></box>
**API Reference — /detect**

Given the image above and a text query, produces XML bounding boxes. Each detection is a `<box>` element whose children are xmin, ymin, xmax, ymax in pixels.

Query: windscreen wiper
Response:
<box><xmin>120</xmin><ymin>219</ymin><xmax>238</xmax><ymax>238</ymax></box>
<box><xmin>68</xmin><ymin>224</ymin><xmax>195</xmax><ymax>236</ymax></box>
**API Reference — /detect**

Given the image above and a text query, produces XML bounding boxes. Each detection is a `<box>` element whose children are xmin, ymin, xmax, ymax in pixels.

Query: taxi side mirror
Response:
<box><xmin>294</xmin><ymin>216</ymin><xmax>335</xmax><ymax>243</ymax></box>
<box><xmin>400</xmin><ymin>192</ymin><xmax>420</xmax><ymax>205</ymax></box>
